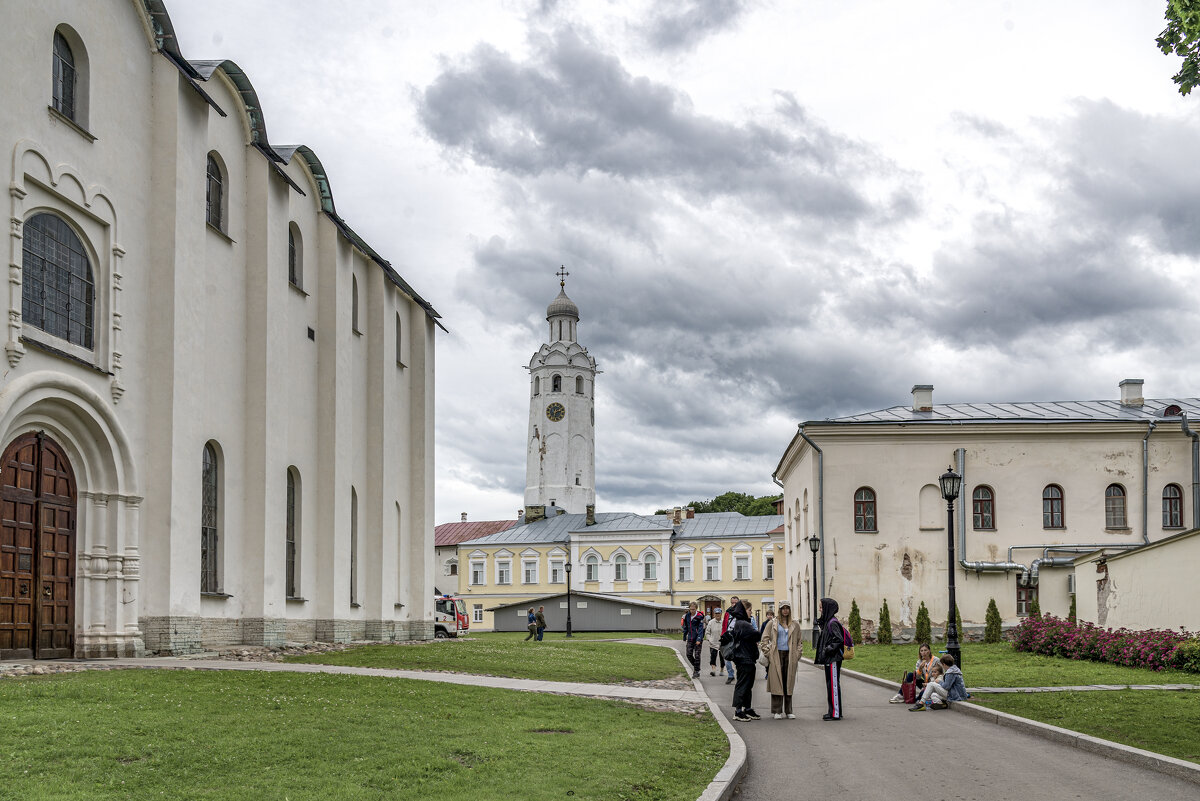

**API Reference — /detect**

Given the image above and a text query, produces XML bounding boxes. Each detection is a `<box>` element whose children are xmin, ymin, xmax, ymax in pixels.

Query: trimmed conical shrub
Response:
<box><xmin>1068</xmin><ymin>594</ymin><xmax>1077</xmax><ymax>624</ymax></box>
<box><xmin>943</xmin><ymin>604</ymin><xmax>962</xmax><ymax>642</ymax></box>
<box><xmin>848</xmin><ymin>599</ymin><xmax>862</xmax><ymax>645</ymax></box>
<box><xmin>984</xmin><ymin>598</ymin><xmax>1002</xmax><ymax>643</ymax></box>
<box><xmin>915</xmin><ymin>601</ymin><xmax>931</xmax><ymax>645</ymax></box>
<box><xmin>878</xmin><ymin>599</ymin><xmax>893</xmax><ymax>644</ymax></box>
<box><xmin>1028</xmin><ymin>597</ymin><xmax>1041</xmax><ymax>618</ymax></box>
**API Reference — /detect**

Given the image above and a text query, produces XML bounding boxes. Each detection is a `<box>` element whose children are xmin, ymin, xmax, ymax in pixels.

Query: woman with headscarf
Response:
<box><xmin>759</xmin><ymin>600</ymin><xmax>802</xmax><ymax>719</ymax></box>
<box><xmin>816</xmin><ymin>597</ymin><xmax>845</xmax><ymax>720</ymax></box>
<box><xmin>719</xmin><ymin>600</ymin><xmax>763</xmax><ymax>721</ymax></box>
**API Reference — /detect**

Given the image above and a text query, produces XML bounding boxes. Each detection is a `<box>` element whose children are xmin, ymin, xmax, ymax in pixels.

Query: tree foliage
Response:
<box><xmin>915</xmin><ymin>602</ymin><xmax>931</xmax><ymax>645</ymax></box>
<box><xmin>1158</xmin><ymin>1</ymin><xmax>1200</xmax><ymax>95</ymax></box>
<box><xmin>1069</xmin><ymin>593</ymin><xmax>1077</xmax><ymax>624</ymax></box>
<box><xmin>1029</xmin><ymin>597</ymin><xmax>1042</xmax><ymax>619</ymax></box>
<box><xmin>655</xmin><ymin>491</ymin><xmax>782</xmax><ymax>517</ymax></box>
<box><xmin>984</xmin><ymin>598</ymin><xmax>1003</xmax><ymax>644</ymax></box>
<box><xmin>942</xmin><ymin>604</ymin><xmax>962</xmax><ymax>642</ymax></box>
<box><xmin>878</xmin><ymin>599</ymin><xmax>893</xmax><ymax>644</ymax></box>
<box><xmin>847</xmin><ymin>599</ymin><xmax>862</xmax><ymax>645</ymax></box>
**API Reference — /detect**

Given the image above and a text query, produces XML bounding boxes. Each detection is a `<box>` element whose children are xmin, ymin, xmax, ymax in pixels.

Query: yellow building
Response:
<box><xmin>455</xmin><ymin>507</ymin><xmax>784</xmax><ymax>630</ymax></box>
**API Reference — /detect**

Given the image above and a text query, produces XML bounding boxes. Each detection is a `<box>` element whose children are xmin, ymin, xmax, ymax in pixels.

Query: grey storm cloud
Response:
<box><xmin>417</xmin><ymin>28</ymin><xmax>909</xmax><ymax>224</ymax></box>
<box><xmin>640</xmin><ymin>0</ymin><xmax>749</xmax><ymax>52</ymax></box>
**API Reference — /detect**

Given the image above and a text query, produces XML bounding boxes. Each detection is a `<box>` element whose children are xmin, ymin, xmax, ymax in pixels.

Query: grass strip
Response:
<box><xmin>286</xmin><ymin>638</ymin><xmax>684</xmax><ymax>683</ymax></box>
<box><xmin>0</xmin><ymin>669</ymin><xmax>726</xmax><ymax>801</ymax></box>
<box><xmin>971</xmin><ymin>690</ymin><xmax>1200</xmax><ymax>764</ymax></box>
<box><xmin>847</xmin><ymin>643</ymin><xmax>1199</xmax><ymax>688</ymax></box>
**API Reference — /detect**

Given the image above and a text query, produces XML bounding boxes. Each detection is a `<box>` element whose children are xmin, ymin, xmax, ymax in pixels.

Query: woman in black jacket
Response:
<box><xmin>719</xmin><ymin>600</ymin><xmax>763</xmax><ymax>721</ymax></box>
<box><xmin>816</xmin><ymin>597</ymin><xmax>845</xmax><ymax>720</ymax></box>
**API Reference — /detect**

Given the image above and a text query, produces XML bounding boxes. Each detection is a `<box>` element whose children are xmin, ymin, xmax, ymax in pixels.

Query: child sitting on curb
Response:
<box><xmin>908</xmin><ymin>654</ymin><xmax>967</xmax><ymax>710</ymax></box>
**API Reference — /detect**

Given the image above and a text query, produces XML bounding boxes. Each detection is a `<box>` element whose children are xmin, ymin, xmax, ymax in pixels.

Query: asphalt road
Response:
<box><xmin>688</xmin><ymin>648</ymin><xmax>1198</xmax><ymax>801</ymax></box>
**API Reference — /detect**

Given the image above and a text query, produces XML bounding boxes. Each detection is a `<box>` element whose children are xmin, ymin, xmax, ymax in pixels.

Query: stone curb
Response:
<box><xmin>822</xmin><ymin>660</ymin><xmax>1200</xmax><ymax>787</ymax></box>
<box><xmin>646</xmin><ymin>640</ymin><xmax>746</xmax><ymax>801</ymax></box>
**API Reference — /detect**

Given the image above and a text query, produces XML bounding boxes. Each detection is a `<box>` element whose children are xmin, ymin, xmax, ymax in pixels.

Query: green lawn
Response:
<box><xmin>845</xmin><ymin>643</ymin><xmax>1200</xmax><ymax>687</ymax></box>
<box><xmin>972</xmin><ymin>690</ymin><xmax>1200</xmax><ymax>764</ymax></box>
<box><xmin>467</xmin><ymin>631</ymin><xmax>673</xmax><ymax>641</ymax></box>
<box><xmin>286</xmin><ymin>637</ymin><xmax>685</xmax><ymax>683</ymax></box>
<box><xmin>0</xmin><ymin>670</ymin><xmax>726</xmax><ymax>801</ymax></box>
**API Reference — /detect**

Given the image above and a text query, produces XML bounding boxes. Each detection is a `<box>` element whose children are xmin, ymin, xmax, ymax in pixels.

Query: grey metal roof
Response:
<box><xmin>820</xmin><ymin>398</ymin><xmax>1200</xmax><ymax>425</ymax></box>
<box><xmin>487</xmin><ymin>590</ymin><xmax>681</xmax><ymax>612</ymax></box>
<box><xmin>582</xmin><ymin>514</ymin><xmax>672</xmax><ymax>533</ymax></box>
<box><xmin>459</xmin><ymin>511</ymin><xmax>629</xmax><ymax>546</ymax></box>
<box><xmin>673</xmin><ymin>513</ymin><xmax>785</xmax><ymax>539</ymax></box>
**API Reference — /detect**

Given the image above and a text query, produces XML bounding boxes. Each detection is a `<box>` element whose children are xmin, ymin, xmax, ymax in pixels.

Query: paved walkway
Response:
<box><xmin>684</xmin><ymin>644</ymin><xmax>1199</xmax><ymax>800</ymax></box>
<box><xmin>20</xmin><ymin>655</ymin><xmax>708</xmax><ymax>704</ymax></box>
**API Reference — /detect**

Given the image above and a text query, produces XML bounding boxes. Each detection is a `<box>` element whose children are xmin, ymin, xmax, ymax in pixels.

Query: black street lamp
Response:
<box><xmin>564</xmin><ymin>561</ymin><xmax>573</xmax><ymax>638</ymax></box>
<box><xmin>939</xmin><ymin>465</ymin><xmax>963</xmax><ymax>668</ymax></box>
<box><xmin>807</xmin><ymin>534</ymin><xmax>821</xmax><ymax>648</ymax></box>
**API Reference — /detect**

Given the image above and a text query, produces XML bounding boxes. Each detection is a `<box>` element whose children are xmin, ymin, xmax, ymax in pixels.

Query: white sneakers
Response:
<box><xmin>786</xmin><ymin>713</ymin><xmax>796</xmax><ymax>719</ymax></box>
<box><xmin>889</xmin><ymin>693</ymin><xmax>905</xmax><ymax>703</ymax></box>
<box><xmin>773</xmin><ymin>713</ymin><xmax>783</xmax><ymax>719</ymax></box>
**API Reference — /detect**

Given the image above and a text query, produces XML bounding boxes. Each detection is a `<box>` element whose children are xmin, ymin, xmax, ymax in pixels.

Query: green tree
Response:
<box><xmin>878</xmin><ymin>599</ymin><xmax>893</xmax><ymax>644</ymax></box>
<box><xmin>1069</xmin><ymin>593</ymin><xmax>1077</xmax><ymax>624</ymax></box>
<box><xmin>655</xmin><ymin>491</ymin><xmax>782</xmax><ymax>517</ymax></box>
<box><xmin>847</xmin><ymin>599</ymin><xmax>862</xmax><ymax>645</ymax></box>
<box><xmin>915</xmin><ymin>602</ymin><xmax>931</xmax><ymax>645</ymax></box>
<box><xmin>1028</xmin><ymin>597</ymin><xmax>1041</xmax><ymax>619</ymax></box>
<box><xmin>1159</xmin><ymin>1</ymin><xmax>1200</xmax><ymax>94</ymax></box>
<box><xmin>942</xmin><ymin>604</ymin><xmax>962</xmax><ymax>642</ymax></box>
<box><xmin>984</xmin><ymin>598</ymin><xmax>1002</xmax><ymax>644</ymax></box>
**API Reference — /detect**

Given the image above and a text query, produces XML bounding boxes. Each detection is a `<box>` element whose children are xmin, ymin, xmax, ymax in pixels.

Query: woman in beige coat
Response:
<box><xmin>759</xmin><ymin>601</ymin><xmax>803</xmax><ymax>719</ymax></box>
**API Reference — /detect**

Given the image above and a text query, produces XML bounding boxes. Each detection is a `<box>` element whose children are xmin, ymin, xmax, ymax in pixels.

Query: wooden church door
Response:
<box><xmin>0</xmin><ymin>432</ymin><xmax>77</xmax><ymax>658</ymax></box>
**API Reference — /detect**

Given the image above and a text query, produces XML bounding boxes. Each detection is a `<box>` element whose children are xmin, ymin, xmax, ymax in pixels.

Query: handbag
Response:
<box><xmin>841</xmin><ymin>623</ymin><xmax>855</xmax><ymax>660</ymax></box>
<box><xmin>720</xmin><ymin>625</ymin><xmax>738</xmax><ymax>661</ymax></box>
<box><xmin>901</xmin><ymin>678</ymin><xmax>917</xmax><ymax>704</ymax></box>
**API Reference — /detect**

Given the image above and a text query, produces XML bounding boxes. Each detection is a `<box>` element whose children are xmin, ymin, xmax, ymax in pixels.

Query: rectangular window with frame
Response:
<box><xmin>471</xmin><ymin>561</ymin><xmax>485</xmax><ymax>585</ymax></box>
<box><xmin>472</xmin><ymin>604</ymin><xmax>483</xmax><ymax>623</ymax></box>
<box><xmin>1016</xmin><ymin>585</ymin><xmax>1038</xmax><ymax>617</ymax></box>
<box><xmin>677</xmin><ymin>558</ymin><xmax>692</xmax><ymax>582</ymax></box>
<box><xmin>550</xmin><ymin>561</ymin><xmax>564</xmax><ymax>583</ymax></box>
<box><xmin>765</xmin><ymin>556</ymin><xmax>774</xmax><ymax>580</ymax></box>
<box><xmin>497</xmin><ymin>560</ymin><xmax>512</xmax><ymax>585</ymax></box>
<box><xmin>735</xmin><ymin>556</ymin><xmax>750</xmax><ymax>581</ymax></box>
<box><xmin>705</xmin><ymin>555</ymin><xmax>719</xmax><ymax>581</ymax></box>
<box><xmin>522</xmin><ymin>560</ymin><xmax>537</xmax><ymax>584</ymax></box>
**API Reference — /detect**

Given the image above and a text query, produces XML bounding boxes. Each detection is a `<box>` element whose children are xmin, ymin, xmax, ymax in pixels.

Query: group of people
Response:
<box><xmin>890</xmin><ymin>642</ymin><xmax>969</xmax><ymax>710</ymax></box>
<box><xmin>524</xmin><ymin>606</ymin><xmax>547</xmax><ymax>641</ymax></box>
<box><xmin>681</xmin><ymin>595</ymin><xmax>851</xmax><ymax>723</ymax></box>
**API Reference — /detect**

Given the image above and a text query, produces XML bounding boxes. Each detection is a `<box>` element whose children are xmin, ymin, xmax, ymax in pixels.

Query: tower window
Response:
<box><xmin>52</xmin><ymin>32</ymin><xmax>76</xmax><ymax>120</ymax></box>
<box><xmin>552</xmin><ymin>374</ymin><xmax>561</xmax><ymax>393</ymax></box>
<box><xmin>206</xmin><ymin>153</ymin><xmax>225</xmax><ymax>230</ymax></box>
<box><xmin>534</xmin><ymin>376</ymin><xmax>540</xmax><ymax>395</ymax></box>
<box><xmin>576</xmin><ymin>376</ymin><xmax>584</xmax><ymax>394</ymax></box>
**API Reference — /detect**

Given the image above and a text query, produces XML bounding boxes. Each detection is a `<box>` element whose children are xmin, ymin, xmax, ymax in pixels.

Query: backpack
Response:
<box><xmin>841</xmin><ymin>623</ymin><xmax>855</xmax><ymax>660</ymax></box>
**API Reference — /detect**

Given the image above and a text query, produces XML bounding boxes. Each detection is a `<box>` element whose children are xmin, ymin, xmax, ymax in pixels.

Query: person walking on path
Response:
<box><xmin>684</xmin><ymin>602</ymin><xmax>706</xmax><ymax>677</ymax></box>
<box><xmin>524</xmin><ymin>608</ymin><xmax>537</xmax><ymax>641</ymax></box>
<box><xmin>720</xmin><ymin>596</ymin><xmax>740</xmax><ymax>684</ymax></box>
<box><xmin>815</xmin><ymin>597</ymin><xmax>845</xmax><ymax>721</ymax></box>
<box><xmin>534</xmin><ymin>606</ymin><xmax>547</xmax><ymax>641</ymax></box>
<box><xmin>721</xmin><ymin>600</ymin><xmax>763</xmax><ymax>722</ymax></box>
<box><xmin>759</xmin><ymin>601</ymin><xmax>802</xmax><ymax>719</ymax></box>
<box><xmin>704</xmin><ymin>613</ymin><xmax>724</xmax><ymax>676</ymax></box>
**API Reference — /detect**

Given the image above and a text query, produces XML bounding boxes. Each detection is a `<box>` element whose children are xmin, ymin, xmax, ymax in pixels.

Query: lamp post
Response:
<box><xmin>564</xmin><ymin>561</ymin><xmax>573</xmax><ymax>638</ymax></box>
<box><xmin>808</xmin><ymin>534</ymin><xmax>821</xmax><ymax>648</ymax></box>
<box><xmin>939</xmin><ymin>465</ymin><xmax>963</xmax><ymax>668</ymax></box>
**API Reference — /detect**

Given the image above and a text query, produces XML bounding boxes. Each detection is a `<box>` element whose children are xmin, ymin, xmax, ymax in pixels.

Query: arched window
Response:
<box><xmin>853</xmin><ymin>487</ymin><xmax>876</xmax><ymax>532</ymax></box>
<box><xmin>351</xmin><ymin>275</ymin><xmax>360</xmax><ymax>333</ymax></box>
<box><xmin>1042</xmin><ymin>485</ymin><xmax>1064</xmax><ymax>529</ymax></box>
<box><xmin>395</xmin><ymin>312</ymin><xmax>403</xmax><ymax>365</ymax></box>
<box><xmin>551</xmin><ymin>374</ymin><xmax>561</xmax><ymax>393</ymax></box>
<box><xmin>201</xmin><ymin>443</ymin><xmax>220</xmax><ymax>593</ymax></box>
<box><xmin>643</xmin><ymin>552</ymin><xmax>657</xmax><ymax>580</ymax></box>
<box><xmin>576</xmin><ymin>375</ymin><xmax>584</xmax><ymax>394</ymax></box>
<box><xmin>972</xmin><ymin>486</ymin><xmax>995</xmax><ymax>530</ymax></box>
<box><xmin>614</xmin><ymin>553</ymin><xmax>628</xmax><ymax>581</ymax></box>
<box><xmin>21</xmin><ymin>213</ymin><xmax>94</xmax><ymax>348</ymax></box>
<box><xmin>286</xmin><ymin>468</ymin><xmax>300</xmax><ymax>598</ymax></box>
<box><xmin>350</xmin><ymin>486</ymin><xmax>359</xmax><ymax>605</ymax></box>
<box><xmin>533</xmin><ymin>376</ymin><xmax>540</xmax><ymax>396</ymax></box>
<box><xmin>206</xmin><ymin>154</ymin><xmax>224</xmax><ymax>230</ymax></box>
<box><xmin>1163</xmin><ymin>484</ymin><xmax>1184</xmax><ymax>528</ymax></box>
<box><xmin>52</xmin><ymin>32</ymin><xmax>76</xmax><ymax>120</ymax></box>
<box><xmin>585</xmin><ymin>554</ymin><xmax>599</xmax><ymax>581</ymax></box>
<box><xmin>1104</xmin><ymin>484</ymin><xmax>1127</xmax><ymax>528</ymax></box>
<box><xmin>288</xmin><ymin>224</ymin><xmax>302</xmax><ymax>288</ymax></box>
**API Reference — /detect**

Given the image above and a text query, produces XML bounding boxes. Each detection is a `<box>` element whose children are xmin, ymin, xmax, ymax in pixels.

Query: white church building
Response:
<box><xmin>0</xmin><ymin>0</ymin><xmax>441</xmax><ymax>657</ymax></box>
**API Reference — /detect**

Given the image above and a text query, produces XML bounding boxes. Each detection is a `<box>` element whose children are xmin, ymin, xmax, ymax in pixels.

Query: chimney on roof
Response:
<box><xmin>586</xmin><ymin>504</ymin><xmax>596</xmax><ymax>526</ymax></box>
<box><xmin>517</xmin><ymin>509</ymin><xmax>525</xmax><ymax>519</ymax></box>
<box><xmin>673</xmin><ymin>507</ymin><xmax>683</xmax><ymax>525</ymax></box>
<box><xmin>524</xmin><ymin>505</ymin><xmax>545</xmax><ymax>523</ymax></box>
<box><xmin>686</xmin><ymin>507</ymin><xmax>695</xmax><ymax>519</ymax></box>
<box><xmin>460</xmin><ymin>512</ymin><xmax>467</xmax><ymax>523</ymax></box>
<box><xmin>1119</xmin><ymin>379</ymin><xmax>1144</xmax><ymax>408</ymax></box>
<box><xmin>912</xmin><ymin>385</ymin><xmax>934</xmax><ymax>412</ymax></box>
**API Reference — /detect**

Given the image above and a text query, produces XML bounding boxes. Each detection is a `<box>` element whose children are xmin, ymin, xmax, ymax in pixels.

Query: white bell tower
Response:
<box><xmin>525</xmin><ymin>269</ymin><xmax>597</xmax><ymax>516</ymax></box>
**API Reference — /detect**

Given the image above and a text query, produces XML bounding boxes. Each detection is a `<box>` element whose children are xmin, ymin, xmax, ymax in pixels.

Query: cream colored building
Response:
<box><xmin>773</xmin><ymin>381</ymin><xmax>1199</xmax><ymax>638</ymax></box>
<box><xmin>0</xmin><ymin>0</ymin><xmax>441</xmax><ymax>657</ymax></box>
<box><xmin>455</xmin><ymin>507</ymin><xmax>783</xmax><ymax>631</ymax></box>
<box><xmin>1074</xmin><ymin>528</ymin><xmax>1200</xmax><ymax>632</ymax></box>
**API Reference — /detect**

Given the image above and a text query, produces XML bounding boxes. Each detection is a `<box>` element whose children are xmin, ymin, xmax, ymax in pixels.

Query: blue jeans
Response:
<box><xmin>726</xmin><ymin>654</ymin><xmax>735</xmax><ymax>678</ymax></box>
<box><xmin>536</xmin><ymin>627</ymin><xmax>545</xmax><ymax>641</ymax></box>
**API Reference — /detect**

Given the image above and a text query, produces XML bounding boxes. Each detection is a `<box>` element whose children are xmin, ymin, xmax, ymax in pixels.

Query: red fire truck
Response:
<box><xmin>434</xmin><ymin>595</ymin><xmax>469</xmax><ymax>638</ymax></box>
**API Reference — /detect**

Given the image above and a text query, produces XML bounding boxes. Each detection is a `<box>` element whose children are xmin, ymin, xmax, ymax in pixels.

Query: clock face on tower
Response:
<box><xmin>545</xmin><ymin>402</ymin><xmax>566</xmax><ymax>422</ymax></box>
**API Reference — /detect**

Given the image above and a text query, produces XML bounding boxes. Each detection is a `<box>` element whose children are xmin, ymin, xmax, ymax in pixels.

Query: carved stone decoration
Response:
<box><xmin>5</xmin><ymin>340</ymin><xmax>23</xmax><ymax>367</ymax></box>
<box><xmin>111</xmin><ymin>378</ymin><xmax>125</xmax><ymax>403</ymax></box>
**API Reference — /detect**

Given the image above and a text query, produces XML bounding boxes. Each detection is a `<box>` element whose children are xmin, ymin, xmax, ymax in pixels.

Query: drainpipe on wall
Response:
<box><xmin>797</xmin><ymin>426</ymin><xmax>825</xmax><ymax>600</ymax></box>
<box><xmin>956</xmin><ymin>446</ymin><xmax>1026</xmax><ymax>573</ymax></box>
<box><xmin>1142</xmin><ymin>420</ymin><xmax>1157</xmax><ymax>545</ymax></box>
<box><xmin>1181</xmin><ymin>412</ymin><xmax>1200</xmax><ymax>529</ymax></box>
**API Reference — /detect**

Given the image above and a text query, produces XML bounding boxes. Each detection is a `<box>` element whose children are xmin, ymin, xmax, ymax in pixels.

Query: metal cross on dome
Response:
<box><xmin>556</xmin><ymin>266</ymin><xmax>569</xmax><ymax>288</ymax></box>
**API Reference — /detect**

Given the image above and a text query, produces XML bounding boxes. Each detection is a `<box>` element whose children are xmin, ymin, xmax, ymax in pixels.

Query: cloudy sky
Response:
<box><xmin>166</xmin><ymin>1</ymin><xmax>1200</xmax><ymax>522</ymax></box>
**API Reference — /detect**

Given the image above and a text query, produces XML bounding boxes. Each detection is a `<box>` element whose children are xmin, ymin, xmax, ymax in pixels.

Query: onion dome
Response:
<box><xmin>546</xmin><ymin>288</ymin><xmax>579</xmax><ymax>321</ymax></box>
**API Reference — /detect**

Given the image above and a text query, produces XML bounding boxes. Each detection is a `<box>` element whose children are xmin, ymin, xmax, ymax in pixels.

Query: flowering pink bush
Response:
<box><xmin>1012</xmin><ymin>615</ymin><xmax>1198</xmax><ymax>673</ymax></box>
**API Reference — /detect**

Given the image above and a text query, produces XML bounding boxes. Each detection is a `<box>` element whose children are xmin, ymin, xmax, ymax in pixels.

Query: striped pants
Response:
<box><xmin>824</xmin><ymin>661</ymin><xmax>843</xmax><ymax>719</ymax></box>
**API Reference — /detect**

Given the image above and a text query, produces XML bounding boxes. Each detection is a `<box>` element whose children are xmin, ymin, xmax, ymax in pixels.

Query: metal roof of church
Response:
<box><xmin>434</xmin><ymin>519</ymin><xmax>518</xmax><ymax>547</ymax></box>
<box><xmin>820</xmin><ymin>398</ymin><xmax>1200</xmax><ymax>425</ymax></box>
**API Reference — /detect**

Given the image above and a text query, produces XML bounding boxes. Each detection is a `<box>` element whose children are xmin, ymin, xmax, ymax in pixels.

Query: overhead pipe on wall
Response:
<box><xmin>1181</xmin><ymin>412</ymin><xmax>1200</xmax><ymax>529</ymax></box>
<box><xmin>1142</xmin><ymin>420</ymin><xmax>1157</xmax><ymax>545</ymax></box>
<box><xmin>797</xmin><ymin>427</ymin><xmax>826</xmax><ymax>601</ymax></box>
<box><xmin>954</xmin><ymin>446</ymin><xmax>1026</xmax><ymax>573</ymax></box>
